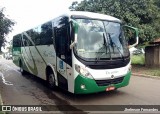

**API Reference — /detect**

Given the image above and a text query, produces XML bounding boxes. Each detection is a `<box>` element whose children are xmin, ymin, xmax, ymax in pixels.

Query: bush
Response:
<box><xmin>131</xmin><ymin>54</ymin><xmax>145</xmax><ymax>65</ymax></box>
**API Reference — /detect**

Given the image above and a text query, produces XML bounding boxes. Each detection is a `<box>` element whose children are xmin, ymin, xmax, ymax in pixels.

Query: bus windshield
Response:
<box><xmin>74</xmin><ymin>18</ymin><xmax>129</xmax><ymax>60</ymax></box>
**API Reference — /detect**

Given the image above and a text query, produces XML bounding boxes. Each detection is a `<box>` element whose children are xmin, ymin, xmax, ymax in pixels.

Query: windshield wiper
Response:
<box><xmin>108</xmin><ymin>33</ymin><xmax>125</xmax><ymax>61</ymax></box>
<box><xmin>95</xmin><ymin>33</ymin><xmax>109</xmax><ymax>63</ymax></box>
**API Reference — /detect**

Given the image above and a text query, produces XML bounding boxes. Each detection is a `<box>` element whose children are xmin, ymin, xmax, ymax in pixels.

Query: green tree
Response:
<box><xmin>0</xmin><ymin>8</ymin><xmax>15</xmax><ymax>52</ymax></box>
<box><xmin>70</xmin><ymin>0</ymin><xmax>160</xmax><ymax>44</ymax></box>
<box><xmin>154</xmin><ymin>0</ymin><xmax>160</xmax><ymax>8</ymax></box>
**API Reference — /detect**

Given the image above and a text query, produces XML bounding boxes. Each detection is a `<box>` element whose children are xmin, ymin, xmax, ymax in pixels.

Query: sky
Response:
<box><xmin>0</xmin><ymin>0</ymin><xmax>82</xmax><ymax>52</ymax></box>
<box><xmin>0</xmin><ymin>0</ymin><xmax>82</xmax><ymax>41</ymax></box>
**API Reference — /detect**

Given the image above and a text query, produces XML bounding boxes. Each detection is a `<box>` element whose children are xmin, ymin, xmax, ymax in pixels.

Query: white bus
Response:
<box><xmin>12</xmin><ymin>11</ymin><xmax>138</xmax><ymax>94</ymax></box>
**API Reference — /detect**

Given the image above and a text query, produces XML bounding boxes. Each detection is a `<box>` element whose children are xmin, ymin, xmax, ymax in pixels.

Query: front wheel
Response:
<box><xmin>48</xmin><ymin>72</ymin><xmax>57</xmax><ymax>90</ymax></box>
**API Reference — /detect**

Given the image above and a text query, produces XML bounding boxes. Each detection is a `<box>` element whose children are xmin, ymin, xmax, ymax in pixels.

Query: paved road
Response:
<box><xmin>0</xmin><ymin>59</ymin><xmax>160</xmax><ymax>113</ymax></box>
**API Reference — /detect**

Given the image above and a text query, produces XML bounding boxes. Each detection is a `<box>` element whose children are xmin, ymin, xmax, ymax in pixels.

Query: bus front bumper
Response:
<box><xmin>74</xmin><ymin>71</ymin><xmax>131</xmax><ymax>94</ymax></box>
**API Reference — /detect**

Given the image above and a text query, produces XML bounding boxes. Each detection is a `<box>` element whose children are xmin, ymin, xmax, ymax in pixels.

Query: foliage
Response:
<box><xmin>7</xmin><ymin>41</ymin><xmax>12</xmax><ymax>53</ymax></box>
<box><xmin>0</xmin><ymin>8</ymin><xmax>15</xmax><ymax>52</ymax></box>
<box><xmin>69</xmin><ymin>0</ymin><xmax>160</xmax><ymax>45</ymax></box>
<box><xmin>154</xmin><ymin>0</ymin><xmax>160</xmax><ymax>8</ymax></box>
<box><xmin>131</xmin><ymin>54</ymin><xmax>145</xmax><ymax>65</ymax></box>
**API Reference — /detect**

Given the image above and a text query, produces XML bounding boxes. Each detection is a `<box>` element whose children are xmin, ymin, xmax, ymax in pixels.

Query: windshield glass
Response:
<box><xmin>74</xmin><ymin>18</ymin><xmax>129</xmax><ymax>60</ymax></box>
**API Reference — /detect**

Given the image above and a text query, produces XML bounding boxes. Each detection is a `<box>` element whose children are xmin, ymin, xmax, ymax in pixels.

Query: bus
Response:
<box><xmin>12</xmin><ymin>11</ymin><xmax>138</xmax><ymax>94</ymax></box>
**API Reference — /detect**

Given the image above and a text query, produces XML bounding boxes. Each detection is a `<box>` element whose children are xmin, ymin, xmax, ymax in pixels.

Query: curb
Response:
<box><xmin>132</xmin><ymin>73</ymin><xmax>160</xmax><ymax>80</ymax></box>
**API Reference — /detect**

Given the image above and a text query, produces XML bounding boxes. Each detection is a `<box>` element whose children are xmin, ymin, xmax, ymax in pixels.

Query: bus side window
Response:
<box><xmin>34</xmin><ymin>25</ymin><xmax>41</xmax><ymax>45</ymax></box>
<box><xmin>54</xmin><ymin>17</ymin><xmax>68</xmax><ymax>58</ymax></box>
<box><xmin>40</xmin><ymin>21</ymin><xmax>53</xmax><ymax>45</ymax></box>
<box><xmin>22</xmin><ymin>34</ymin><xmax>32</xmax><ymax>46</ymax></box>
<box><xmin>13</xmin><ymin>34</ymin><xmax>21</xmax><ymax>47</ymax></box>
<box><xmin>57</xmin><ymin>27</ymin><xmax>66</xmax><ymax>56</ymax></box>
<box><xmin>54</xmin><ymin>16</ymin><xmax>72</xmax><ymax>66</ymax></box>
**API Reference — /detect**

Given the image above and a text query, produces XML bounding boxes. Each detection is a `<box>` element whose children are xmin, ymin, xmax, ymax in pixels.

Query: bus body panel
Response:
<box><xmin>20</xmin><ymin>45</ymin><xmax>56</xmax><ymax>80</ymax></box>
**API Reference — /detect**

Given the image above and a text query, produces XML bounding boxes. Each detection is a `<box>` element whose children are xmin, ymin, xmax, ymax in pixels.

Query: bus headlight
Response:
<box><xmin>75</xmin><ymin>64</ymin><xmax>93</xmax><ymax>79</ymax></box>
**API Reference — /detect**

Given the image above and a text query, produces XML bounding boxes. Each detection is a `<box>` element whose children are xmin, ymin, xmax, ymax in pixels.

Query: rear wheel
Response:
<box><xmin>48</xmin><ymin>71</ymin><xmax>56</xmax><ymax>90</ymax></box>
<box><xmin>19</xmin><ymin>61</ymin><xmax>26</xmax><ymax>75</ymax></box>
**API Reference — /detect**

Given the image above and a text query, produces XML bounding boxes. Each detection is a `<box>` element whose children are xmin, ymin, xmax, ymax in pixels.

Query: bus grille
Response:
<box><xmin>95</xmin><ymin>76</ymin><xmax>124</xmax><ymax>86</ymax></box>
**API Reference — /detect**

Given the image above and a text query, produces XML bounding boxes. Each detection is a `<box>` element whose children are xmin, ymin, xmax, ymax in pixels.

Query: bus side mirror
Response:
<box><xmin>123</xmin><ymin>25</ymin><xmax>139</xmax><ymax>48</ymax></box>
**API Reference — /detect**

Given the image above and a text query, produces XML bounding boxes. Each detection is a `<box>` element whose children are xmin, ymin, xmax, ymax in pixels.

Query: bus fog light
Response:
<box><xmin>81</xmin><ymin>84</ymin><xmax>86</xmax><ymax>89</ymax></box>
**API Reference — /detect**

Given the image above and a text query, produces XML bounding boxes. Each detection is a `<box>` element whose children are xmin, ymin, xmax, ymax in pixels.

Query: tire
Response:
<box><xmin>48</xmin><ymin>71</ymin><xmax>56</xmax><ymax>90</ymax></box>
<box><xmin>19</xmin><ymin>61</ymin><xmax>26</xmax><ymax>75</ymax></box>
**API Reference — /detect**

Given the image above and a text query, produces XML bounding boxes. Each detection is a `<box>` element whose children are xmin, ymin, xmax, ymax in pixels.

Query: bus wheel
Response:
<box><xmin>48</xmin><ymin>72</ymin><xmax>56</xmax><ymax>90</ymax></box>
<box><xmin>19</xmin><ymin>61</ymin><xmax>26</xmax><ymax>75</ymax></box>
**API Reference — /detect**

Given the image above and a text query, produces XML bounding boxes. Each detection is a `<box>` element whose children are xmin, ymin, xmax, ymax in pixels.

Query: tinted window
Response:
<box><xmin>54</xmin><ymin>16</ymin><xmax>72</xmax><ymax>65</ymax></box>
<box><xmin>40</xmin><ymin>21</ymin><xmax>53</xmax><ymax>45</ymax></box>
<box><xmin>28</xmin><ymin>29</ymin><xmax>36</xmax><ymax>46</ymax></box>
<box><xmin>33</xmin><ymin>26</ymin><xmax>41</xmax><ymax>45</ymax></box>
<box><xmin>29</xmin><ymin>27</ymin><xmax>41</xmax><ymax>45</ymax></box>
<box><xmin>29</xmin><ymin>22</ymin><xmax>53</xmax><ymax>45</ymax></box>
<box><xmin>26</xmin><ymin>30</ymin><xmax>33</xmax><ymax>46</ymax></box>
<box><xmin>54</xmin><ymin>17</ymin><xmax>69</xmax><ymax>55</ymax></box>
<box><xmin>13</xmin><ymin>34</ymin><xmax>21</xmax><ymax>47</ymax></box>
<box><xmin>22</xmin><ymin>33</ymin><xmax>32</xmax><ymax>47</ymax></box>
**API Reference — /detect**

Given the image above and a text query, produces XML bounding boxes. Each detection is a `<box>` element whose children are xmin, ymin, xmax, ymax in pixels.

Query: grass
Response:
<box><xmin>131</xmin><ymin>54</ymin><xmax>145</xmax><ymax>65</ymax></box>
<box><xmin>147</xmin><ymin>69</ymin><xmax>160</xmax><ymax>76</ymax></box>
<box><xmin>131</xmin><ymin>54</ymin><xmax>160</xmax><ymax>76</ymax></box>
<box><xmin>132</xmin><ymin>65</ymin><xmax>160</xmax><ymax>76</ymax></box>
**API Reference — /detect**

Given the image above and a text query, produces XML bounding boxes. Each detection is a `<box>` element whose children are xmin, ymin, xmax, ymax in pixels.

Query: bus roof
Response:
<box><xmin>66</xmin><ymin>11</ymin><xmax>121</xmax><ymax>23</ymax></box>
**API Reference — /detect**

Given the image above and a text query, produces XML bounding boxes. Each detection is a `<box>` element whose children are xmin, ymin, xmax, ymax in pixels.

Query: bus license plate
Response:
<box><xmin>106</xmin><ymin>86</ymin><xmax>115</xmax><ymax>91</ymax></box>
